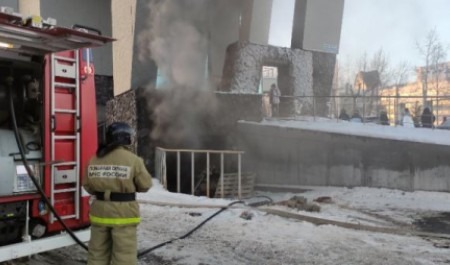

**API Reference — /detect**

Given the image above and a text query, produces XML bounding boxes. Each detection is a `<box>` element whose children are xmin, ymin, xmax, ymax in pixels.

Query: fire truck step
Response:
<box><xmin>54</xmin><ymin>82</ymin><xmax>76</xmax><ymax>88</ymax></box>
<box><xmin>59</xmin><ymin>214</ymin><xmax>77</xmax><ymax>220</ymax></box>
<box><xmin>54</xmin><ymin>108</ymin><xmax>76</xmax><ymax>114</ymax></box>
<box><xmin>54</xmin><ymin>56</ymin><xmax>76</xmax><ymax>62</ymax></box>
<box><xmin>54</xmin><ymin>188</ymin><xmax>77</xmax><ymax>193</ymax></box>
<box><xmin>53</xmin><ymin>162</ymin><xmax>77</xmax><ymax>166</ymax></box>
<box><xmin>54</xmin><ymin>135</ymin><xmax>77</xmax><ymax>140</ymax></box>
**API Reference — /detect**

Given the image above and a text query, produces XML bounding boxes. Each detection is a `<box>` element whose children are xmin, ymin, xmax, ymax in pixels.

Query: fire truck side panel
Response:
<box><xmin>54</xmin><ymin>113</ymin><xmax>75</xmax><ymax>133</ymax></box>
<box><xmin>79</xmin><ymin>48</ymin><xmax>98</xmax><ymax>224</ymax></box>
<box><xmin>30</xmin><ymin>49</ymin><xmax>96</xmax><ymax>233</ymax></box>
<box><xmin>42</xmin><ymin>50</ymin><xmax>90</xmax><ymax>232</ymax></box>
<box><xmin>0</xmin><ymin>6</ymin><xmax>114</xmax><ymax>260</ymax></box>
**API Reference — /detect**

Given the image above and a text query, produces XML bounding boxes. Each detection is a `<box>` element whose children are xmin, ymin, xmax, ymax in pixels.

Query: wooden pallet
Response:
<box><xmin>214</xmin><ymin>172</ymin><xmax>255</xmax><ymax>198</ymax></box>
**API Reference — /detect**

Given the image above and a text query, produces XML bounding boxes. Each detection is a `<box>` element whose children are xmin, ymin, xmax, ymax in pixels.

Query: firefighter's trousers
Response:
<box><xmin>87</xmin><ymin>224</ymin><xmax>137</xmax><ymax>265</ymax></box>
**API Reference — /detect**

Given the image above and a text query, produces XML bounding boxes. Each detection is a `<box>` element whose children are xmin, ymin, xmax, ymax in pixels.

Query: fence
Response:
<box><xmin>155</xmin><ymin>147</ymin><xmax>246</xmax><ymax>199</ymax></box>
<box><xmin>265</xmin><ymin>94</ymin><xmax>450</xmax><ymax>126</ymax></box>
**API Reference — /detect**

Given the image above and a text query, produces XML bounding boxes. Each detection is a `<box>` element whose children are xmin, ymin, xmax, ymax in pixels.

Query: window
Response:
<box><xmin>260</xmin><ymin>66</ymin><xmax>278</xmax><ymax>94</ymax></box>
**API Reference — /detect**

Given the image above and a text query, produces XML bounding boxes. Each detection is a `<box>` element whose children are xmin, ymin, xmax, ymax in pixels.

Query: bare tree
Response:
<box><xmin>431</xmin><ymin>42</ymin><xmax>447</xmax><ymax>122</ymax></box>
<box><xmin>392</xmin><ymin>61</ymin><xmax>411</xmax><ymax>124</ymax></box>
<box><xmin>370</xmin><ymin>48</ymin><xmax>391</xmax><ymax>87</ymax></box>
<box><xmin>392</xmin><ymin>61</ymin><xmax>411</xmax><ymax>87</ymax></box>
<box><xmin>357</xmin><ymin>52</ymin><xmax>369</xmax><ymax>73</ymax></box>
<box><xmin>336</xmin><ymin>56</ymin><xmax>356</xmax><ymax>91</ymax></box>
<box><xmin>368</xmin><ymin>48</ymin><xmax>391</xmax><ymax>115</ymax></box>
<box><xmin>340</xmin><ymin>50</ymin><xmax>396</xmax><ymax>117</ymax></box>
<box><xmin>350</xmin><ymin>52</ymin><xmax>370</xmax><ymax>98</ymax></box>
<box><xmin>334</xmin><ymin>59</ymin><xmax>358</xmax><ymax>116</ymax></box>
<box><xmin>416</xmin><ymin>29</ymin><xmax>441</xmax><ymax>107</ymax></box>
<box><xmin>354</xmin><ymin>49</ymin><xmax>392</xmax><ymax>117</ymax></box>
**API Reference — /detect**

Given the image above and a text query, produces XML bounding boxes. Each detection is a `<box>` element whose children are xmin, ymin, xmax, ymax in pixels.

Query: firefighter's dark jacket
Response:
<box><xmin>82</xmin><ymin>147</ymin><xmax>152</xmax><ymax>226</ymax></box>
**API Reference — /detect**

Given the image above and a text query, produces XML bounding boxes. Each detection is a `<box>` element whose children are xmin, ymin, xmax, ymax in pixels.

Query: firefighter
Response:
<box><xmin>82</xmin><ymin>122</ymin><xmax>152</xmax><ymax>265</ymax></box>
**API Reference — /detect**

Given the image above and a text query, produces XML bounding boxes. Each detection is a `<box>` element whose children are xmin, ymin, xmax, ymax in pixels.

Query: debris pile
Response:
<box><xmin>313</xmin><ymin>196</ymin><xmax>333</xmax><ymax>204</ymax></box>
<box><xmin>240</xmin><ymin>210</ymin><xmax>254</xmax><ymax>220</ymax></box>
<box><xmin>278</xmin><ymin>196</ymin><xmax>321</xmax><ymax>212</ymax></box>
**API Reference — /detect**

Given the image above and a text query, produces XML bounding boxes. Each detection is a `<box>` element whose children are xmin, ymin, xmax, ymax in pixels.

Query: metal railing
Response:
<box><xmin>264</xmin><ymin>94</ymin><xmax>450</xmax><ymax>127</ymax></box>
<box><xmin>155</xmin><ymin>147</ymin><xmax>245</xmax><ymax>199</ymax></box>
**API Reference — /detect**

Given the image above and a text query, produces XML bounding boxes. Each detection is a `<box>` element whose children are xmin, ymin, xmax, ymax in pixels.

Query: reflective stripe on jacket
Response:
<box><xmin>82</xmin><ymin>147</ymin><xmax>152</xmax><ymax>227</ymax></box>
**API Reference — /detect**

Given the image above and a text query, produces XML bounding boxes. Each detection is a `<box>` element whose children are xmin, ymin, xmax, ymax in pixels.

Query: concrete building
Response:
<box><xmin>0</xmin><ymin>1</ymin><xmax>347</xmax><ymax>189</ymax></box>
<box><xmin>0</xmin><ymin>0</ymin><xmax>344</xmax><ymax>98</ymax></box>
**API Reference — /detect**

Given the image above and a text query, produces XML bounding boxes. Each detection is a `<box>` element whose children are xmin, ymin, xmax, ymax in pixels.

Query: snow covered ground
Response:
<box><xmin>244</xmin><ymin>116</ymin><xmax>450</xmax><ymax>146</ymax></box>
<box><xmin>9</xmin><ymin>179</ymin><xmax>450</xmax><ymax>265</ymax></box>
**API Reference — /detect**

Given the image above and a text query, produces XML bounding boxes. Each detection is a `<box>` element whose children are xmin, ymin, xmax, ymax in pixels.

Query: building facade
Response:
<box><xmin>380</xmin><ymin>62</ymin><xmax>450</xmax><ymax>125</ymax></box>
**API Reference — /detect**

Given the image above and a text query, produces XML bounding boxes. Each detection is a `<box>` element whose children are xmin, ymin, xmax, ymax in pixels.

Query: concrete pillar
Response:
<box><xmin>291</xmin><ymin>0</ymin><xmax>344</xmax><ymax>53</ymax></box>
<box><xmin>291</xmin><ymin>0</ymin><xmax>344</xmax><ymax>116</ymax></box>
<box><xmin>18</xmin><ymin>0</ymin><xmax>40</xmax><ymax>16</ymax></box>
<box><xmin>208</xmin><ymin>0</ymin><xmax>244</xmax><ymax>88</ymax></box>
<box><xmin>239</xmin><ymin>0</ymin><xmax>273</xmax><ymax>45</ymax></box>
<box><xmin>111</xmin><ymin>0</ymin><xmax>136</xmax><ymax>96</ymax></box>
<box><xmin>131</xmin><ymin>1</ymin><xmax>157</xmax><ymax>90</ymax></box>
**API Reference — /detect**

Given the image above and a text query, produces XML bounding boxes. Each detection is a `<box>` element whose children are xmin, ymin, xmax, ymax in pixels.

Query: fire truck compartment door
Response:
<box><xmin>0</xmin><ymin>157</ymin><xmax>15</xmax><ymax>196</ymax></box>
<box><xmin>0</xmin><ymin>13</ymin><xmax>114</xmax><ymax>56</ymax></box>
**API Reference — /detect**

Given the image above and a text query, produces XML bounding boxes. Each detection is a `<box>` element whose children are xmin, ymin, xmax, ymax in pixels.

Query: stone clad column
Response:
<box><xmin>291</xmin><ymin>0</ymin><xmax>345</xmax><ymax>116</ymax></box>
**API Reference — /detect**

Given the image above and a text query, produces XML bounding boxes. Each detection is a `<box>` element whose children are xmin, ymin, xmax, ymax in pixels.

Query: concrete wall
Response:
<box><xmin>0</xmin><ymin>0</ymin><xmax>18</xmax><ymax>11</ymax></box>
<box><xmin>238</xmin><ymin>122</ymin><xmax>450</xmax><ymax>192</ymax></box>
<box><xmin>40</xmin><ymin>0</ymin><xmax>112</xmax><ymax>76</ymax></box>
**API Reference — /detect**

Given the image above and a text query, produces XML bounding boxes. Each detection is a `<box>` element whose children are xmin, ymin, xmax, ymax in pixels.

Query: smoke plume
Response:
<box><xmin>138</xmin><ymin>0</ymin><xmax>219</xmax><ymax>148</ymax></box>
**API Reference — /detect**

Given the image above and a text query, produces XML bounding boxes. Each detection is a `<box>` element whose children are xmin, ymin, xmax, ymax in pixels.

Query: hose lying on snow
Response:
<box><xmin>137</xmin><ymin>200</ymin><xmax>245</xmax><ymax>258</ymax></box>
<box><xmin>10</xmin><ymin>85</ymin><xmax>273</xmax><ymax>260</ymax></box>
<box><xmin>137</xmin><ymin>196</ymin><xmax>273</xmax><ymax>258</ymax></box>
<box><xmin>72</xmin><ymin>198</ymin><xmax>269</xmax><ymax>264</ymax></box>
<box><xmin>10</xmin><ymin>79</ymin><xmax>274</xmax><ymax>258</ymax></box>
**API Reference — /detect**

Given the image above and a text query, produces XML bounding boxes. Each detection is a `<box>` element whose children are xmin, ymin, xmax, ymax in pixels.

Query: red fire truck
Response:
<box><xmin>0</xmin><ymin>7</ymin><xmax>113</xmax><ymax>262</ymax></box>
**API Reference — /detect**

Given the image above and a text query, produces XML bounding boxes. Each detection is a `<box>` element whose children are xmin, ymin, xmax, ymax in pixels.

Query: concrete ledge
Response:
<box><xmin>238</xmin><ymin>122</ymin><xmax>450</xmax><ymax>192</ymax></box>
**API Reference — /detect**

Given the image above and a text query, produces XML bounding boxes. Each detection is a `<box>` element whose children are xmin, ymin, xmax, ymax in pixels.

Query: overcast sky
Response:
<box><xmin>269</xmin><ymin>0</ymin><xmax>450</xmax><ymax>69</ymax></box>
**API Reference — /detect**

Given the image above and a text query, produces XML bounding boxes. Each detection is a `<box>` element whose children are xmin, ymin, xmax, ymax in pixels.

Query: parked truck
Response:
<box><xmin>0</xmin><ymin>7</ymin><xmax>113</xmax><ymax>262</ymax></box>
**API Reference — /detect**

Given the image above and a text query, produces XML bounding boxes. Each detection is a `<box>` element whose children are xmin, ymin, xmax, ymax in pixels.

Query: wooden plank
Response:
<box><xmin>214</xmin><ymin>173</ymin><xmax>255</xmax><ymax>198</ymax></box>
<box><xmin>259</xmin><ymin>207</ymin><xmax>450</xmax><ymax>240</ymax></box>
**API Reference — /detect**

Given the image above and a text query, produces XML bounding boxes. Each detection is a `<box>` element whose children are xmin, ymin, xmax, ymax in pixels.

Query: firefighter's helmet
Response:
<box><xmin>106</xmin><ymin>122</ymin><xmax>134</xmax><ymax>146</ymax></box>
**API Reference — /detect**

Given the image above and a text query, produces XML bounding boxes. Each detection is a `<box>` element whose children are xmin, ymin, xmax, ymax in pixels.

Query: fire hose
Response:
<box><xmin>136</xmin><ymin>196</ymin><xmax>273</xmax><ymax>258</ymax></box>
<box><xmin>8</xmin><ymin>76</ymin><xmax>274</xmax><ymax>260</ymax></box>
<box><xmin>7</xmin><ymin>79</ymin><xmax>89</xmax><ymax>250</ymax></box>
<box><xmin>8</xmin><ymin>83</ymin><xmax>271</xmax><ymax>258</ymax></box>
<box><xmin>137</xmin><ymin>200</ymin><xmax>245</xmax><ymax>258</ymax></box>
